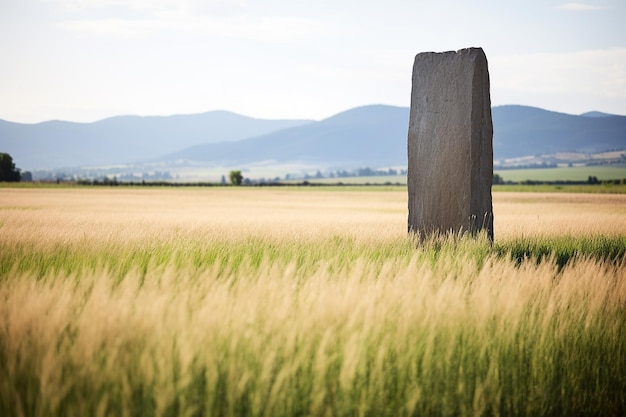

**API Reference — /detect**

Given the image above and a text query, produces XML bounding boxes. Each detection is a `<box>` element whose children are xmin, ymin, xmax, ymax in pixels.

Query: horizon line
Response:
<box><xmin>2</xmin><ymin>103</ymin><xmax>623</xmax><ymax>125</ymax></box>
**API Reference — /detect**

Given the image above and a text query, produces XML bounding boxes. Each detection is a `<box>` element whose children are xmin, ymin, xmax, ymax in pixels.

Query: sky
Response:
<box><xmin>1</xmin><ymin>0</ymin><xmax>625</xmax><ymax>123</ymax></box>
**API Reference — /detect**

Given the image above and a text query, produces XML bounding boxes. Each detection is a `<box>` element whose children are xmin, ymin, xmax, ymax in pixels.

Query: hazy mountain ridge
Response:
<box><xmin>0</xmin><ymin>112</ymin><xmax>313</xmax><ymax>169</ymax></box>
<box><xmin>580</xmin><ymin>111</ymin><xmax>616</xmax><ymax>118</ymax></box>
<box><xmin>162</xmin><ymin>105</ymin><xmax>626</xmax><ymax>169</ymax></box>
<box><xmin>163</xmin><ymin>105</ymin><xmax>409</xmax><ymax>168</ymax></box>
<box><xmin>1</xmin><ymin>105</ymin><xmax>625</xmax><ymax>173</ymax></box>
<box><xmin>491</xmin><ymin>105</ymin><xmax>626</xmax><ymax>160</ymax></box>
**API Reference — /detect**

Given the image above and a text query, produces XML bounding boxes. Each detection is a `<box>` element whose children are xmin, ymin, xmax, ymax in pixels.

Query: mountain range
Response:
<box><xmin>1</xmin><ymin>105</ymin><xmax>625</xmax><ymax>172</ymax></box>
<box><xmin>0</xmin><ymin>112</ymin><xmax>311</xmax><ymax>169</ymax></box>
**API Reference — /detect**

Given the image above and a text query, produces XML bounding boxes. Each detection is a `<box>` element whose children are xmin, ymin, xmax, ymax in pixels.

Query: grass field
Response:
<box><xmin>1</xmin><ymin>187</ymin><xmax>625</xmax><ymax>417</ymax></box>
<box><xmin>493</xmin><ymin>183</ymin><xmax>626</xmax><ymax>194</ymax></box>
<box><xmin>279</xmin><ymin>165</ymin><xmax>626</xmax><ymax>186</ymax></box>
<box><xmin>495</xmin><ymin>165</ymin><xmax>626</xmax><ymax>183</ymax></box>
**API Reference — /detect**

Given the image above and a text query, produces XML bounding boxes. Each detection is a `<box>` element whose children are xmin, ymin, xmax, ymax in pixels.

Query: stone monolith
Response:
<box><xmin>407</xmin><ymin>48</ymin><xmax>493</xmax><ymax>240</ymax></box>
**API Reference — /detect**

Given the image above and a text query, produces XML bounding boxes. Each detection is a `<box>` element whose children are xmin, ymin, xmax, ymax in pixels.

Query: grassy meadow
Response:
<box><xmin>495</xmin><ymin>165</ymin><xmax>626</xmax><ymax>183</ymax></box>
<box><xmin>281</xmin><ymin>165</ymin><xmax>626</xmax><ymax>186</ymax></box>
<box><xmin>1</xmin><ymin>186</ymin><xmax>625</xmax><ymax>417</ymax></box>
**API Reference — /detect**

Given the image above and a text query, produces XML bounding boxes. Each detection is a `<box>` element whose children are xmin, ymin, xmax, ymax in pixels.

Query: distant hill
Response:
<box><xmin>492</xmin><ymin>105</ymin><xmax>626</xmax><ymax>159</ymax></box>
<box><xmin>162</xmin><ymin>105</ymin><xmax>410</xmax><ymax>168</ymax></box>
<box><xmin>159</xmin><ymin>105</ymin><xmax>626</xmax><ymax>168</ymax></box>
<box><xmin>580</xmin><ymin>111</ymin><xmax>617</xmax><ymax>118</ymax></box>
<box><xmin>1</xmin><ymin>105</ymin><xmax>625</xmax><ymax>171</ymax></box>
<box><xmin>0</xmin><ymin>112</ymin><xmax>312</xmax><ymax>169</ymax></box>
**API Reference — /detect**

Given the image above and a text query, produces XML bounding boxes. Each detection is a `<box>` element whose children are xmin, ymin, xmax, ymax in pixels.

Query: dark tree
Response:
<box><xmin>0</xmin><ymin>153</ymin><xmax>21</xmax><ymax>182</ymax></box>
<box><xmin>229</xmin><ymin>170</ymin><xmax>243</xmax><ymax>186</ymax></box>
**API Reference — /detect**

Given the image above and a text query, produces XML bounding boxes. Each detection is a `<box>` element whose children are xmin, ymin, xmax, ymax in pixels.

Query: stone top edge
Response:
<box><xmin>414</xmin><ymin>47</ymin><xmax>485</xmax><ymax>57</ymax></box>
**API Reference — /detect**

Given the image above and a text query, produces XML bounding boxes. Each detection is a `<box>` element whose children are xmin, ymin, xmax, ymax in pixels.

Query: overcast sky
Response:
<box><xmin>1</xmin><ymin>0</ymin><xmax>625</xmax><ymax>123</ymax></box>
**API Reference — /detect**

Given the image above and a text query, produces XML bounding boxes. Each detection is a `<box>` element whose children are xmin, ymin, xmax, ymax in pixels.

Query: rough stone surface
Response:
<box><xmin>407</xmin><ymin>47</ymin><xmax>493</xmax><ymax>240</ymax></box>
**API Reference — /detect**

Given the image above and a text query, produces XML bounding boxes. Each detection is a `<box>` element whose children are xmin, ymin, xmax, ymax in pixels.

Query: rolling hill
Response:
<box><xmin>492</xmin><ymin>105</ymin><xmax>626</xmax><ymax>159</ymax></box>
<box><xmin>161</xmin><ymin>105</ymin><xmax>410</xmax><ymax>168</ymax></box>
<box><xmin>158</xmin><ymin>105</ymin><xmax>626</xmax><ymax>169</ymax></box>
<box><xmin>0</xmin><ymin>112</ymin><xmax>312</xmax><ymax>169</ymax></box>
<box><xmin>1</xmin><ymin>105</ymin><xmax>625</xmax><ymax>172</ymax></box>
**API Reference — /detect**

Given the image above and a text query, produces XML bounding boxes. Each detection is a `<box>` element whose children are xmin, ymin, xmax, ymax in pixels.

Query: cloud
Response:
<box><xmin>48</xmin><ymin>0</ymin><xmax>202</xmax><ymax>14</ymax></box>
<box><xmin>57</xmin><ymin>14</ymin><xmax>327</xmax><ymax>42</ymax></box>
<box><xmin>51</xmin><ymin>0</ymin><xmax>328</xmax><ymax>42</ymax></box>
<box><xmin>556</xmin><ymin>3</ymin><xmax>604</xmax><ymax>11</ymax></box>
<box><xmin>490</xmin><ymin>48</ymin><xmax>626</xmax><ymax>99</ymax></box>
<box><xmin>57</xmin><ymin>18</ymin><xmax>151</xmax><ymax>38</ymax></box>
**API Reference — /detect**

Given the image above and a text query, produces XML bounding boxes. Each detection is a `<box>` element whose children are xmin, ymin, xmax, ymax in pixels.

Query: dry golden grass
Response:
<box><xmin>1</xmin><ymin>186</ymin><xmax>625</xmax><ymax>417</ymax></box>
<box><xmin>2</xmin><ymin>187</ymin><xmax>625</xmax><ymax>247</ymax></box>
<box><xmin>493</xmin><ymin>191</ymin><xmax>626</xmax><ymax>238</ymax></box>
<box><xmin>0</xmin><ymin>187</ymin><xmax>406</xmax><ymax>246</ymax></box>
<box><xmin>3</xmin><ymin>253</ymin><xmax>624</xmax><ymax>416</ymax></box>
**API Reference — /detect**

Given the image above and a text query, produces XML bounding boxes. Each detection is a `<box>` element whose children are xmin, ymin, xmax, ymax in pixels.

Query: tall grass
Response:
<box><xmin>1</xmin><ymin>188</ymin><xmax>625</xmax><ymax>416</ymax></box>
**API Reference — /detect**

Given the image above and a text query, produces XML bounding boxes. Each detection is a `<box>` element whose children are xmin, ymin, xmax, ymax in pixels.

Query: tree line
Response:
<box><xmin>0</xmin><ymin>153</ymin><xmax>30</xmax><ymax>182</ymax></box>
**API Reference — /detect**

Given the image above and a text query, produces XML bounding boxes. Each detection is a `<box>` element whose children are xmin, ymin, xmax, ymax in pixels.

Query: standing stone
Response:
<box><xmin>407</xmin><ymin>48</ymin><xmax>493</xmax><ymax>240</ymax></box>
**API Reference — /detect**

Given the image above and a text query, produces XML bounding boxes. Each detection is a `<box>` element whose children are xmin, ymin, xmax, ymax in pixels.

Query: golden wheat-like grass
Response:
<box><xmin>2</xmin><ymin>188</ymin><xmax>625</xmax><ymax>246</ymax></box>
<box><xmin>2</xmin><ymin>253</ymin><xmax>625</xmax><ymax>416</ymax></box>
<box><xmin>1</xmin><ymin>187</ymin><xmax>625</xmax><ymax>416</ymax></box>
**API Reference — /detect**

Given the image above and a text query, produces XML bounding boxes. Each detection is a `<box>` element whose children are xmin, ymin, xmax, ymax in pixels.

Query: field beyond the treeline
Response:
<box><xmin>1</xmin><ymin>186</ymin><xmax>625</xmax><ymax>417</ymax></box>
